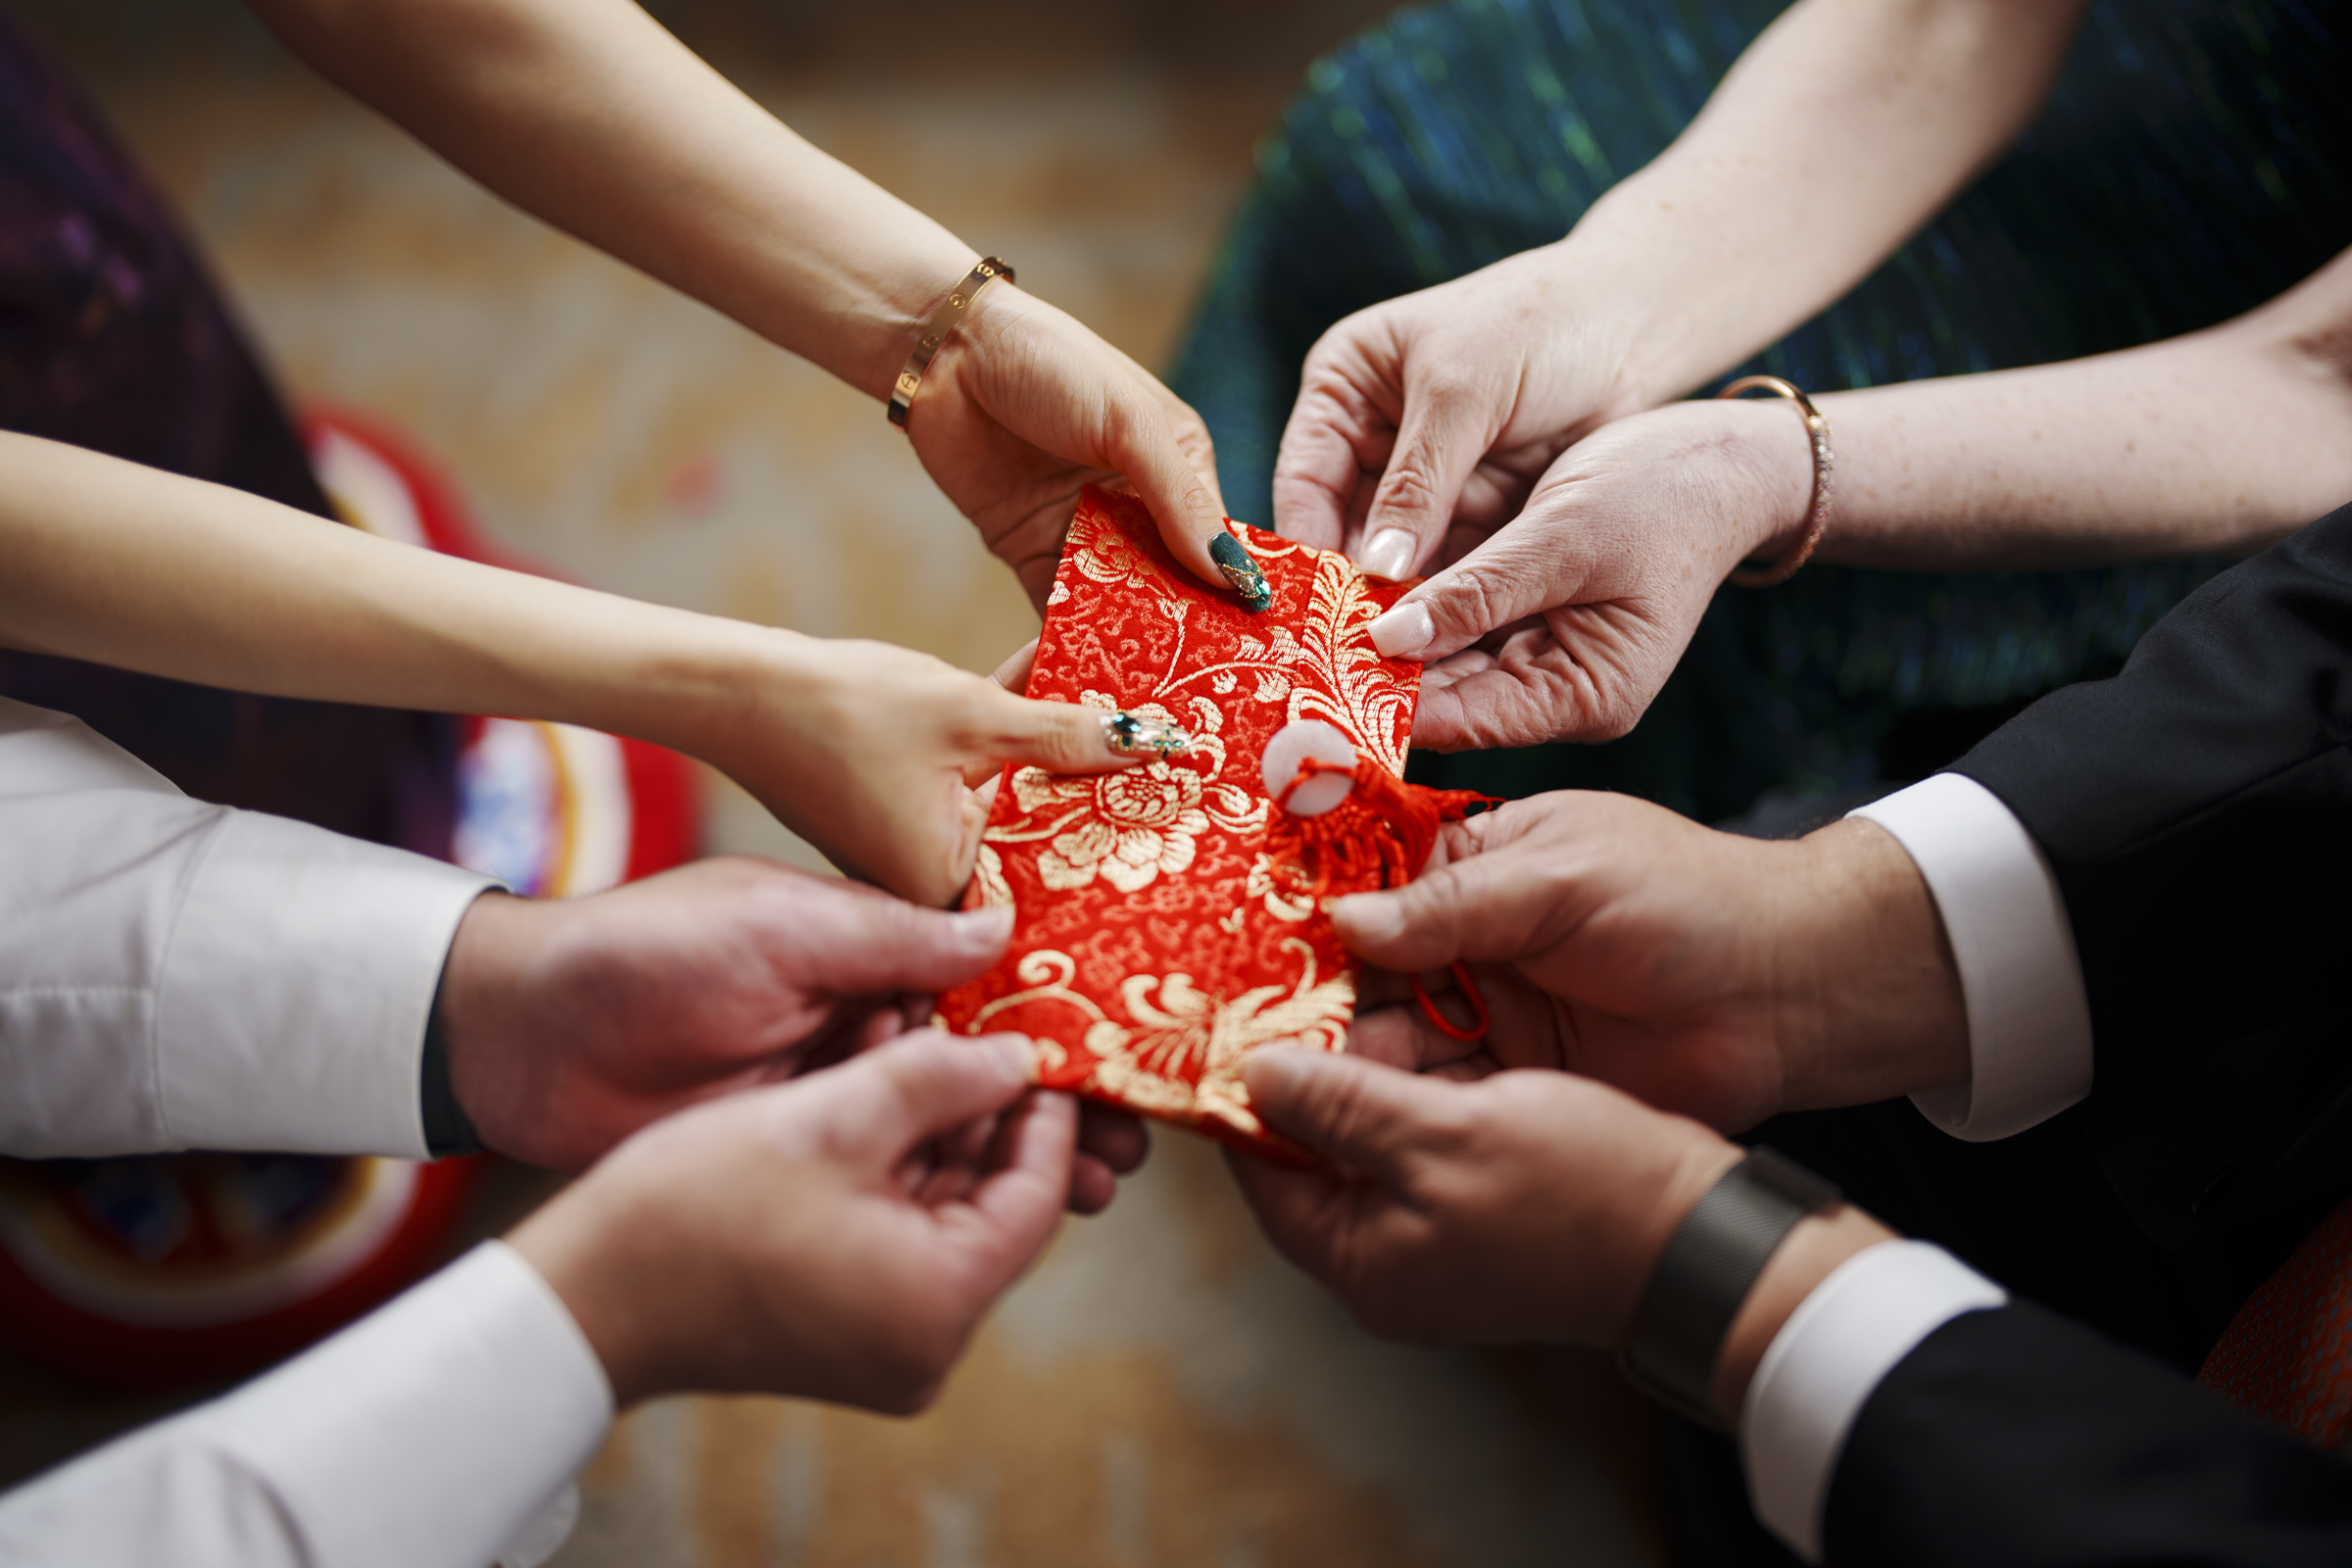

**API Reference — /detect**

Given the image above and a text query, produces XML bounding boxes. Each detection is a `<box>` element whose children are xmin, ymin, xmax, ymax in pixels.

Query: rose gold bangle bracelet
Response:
<box><xmin>1716</xmin><ymin>373</ymin><xmax>1834</xmax><ymax>588</ymax></box>
<box><xmin>886</xmin><ymin>257</ymin><xmax>1015</xmax><ymax>430</ymax></box>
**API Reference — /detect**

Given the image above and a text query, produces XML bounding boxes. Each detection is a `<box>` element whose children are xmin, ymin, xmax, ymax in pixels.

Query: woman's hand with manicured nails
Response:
<box><xmin>908</xmin><ymin>285</ymin><xmax>1232</xmax><ymax>612</ymax></box>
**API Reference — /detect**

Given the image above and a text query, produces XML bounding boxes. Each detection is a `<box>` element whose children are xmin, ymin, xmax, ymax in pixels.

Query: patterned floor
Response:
<box><xmin>1</xmin><ymin>3</ymin><xmax>1660</xmax><ymax>1563</ymax></box>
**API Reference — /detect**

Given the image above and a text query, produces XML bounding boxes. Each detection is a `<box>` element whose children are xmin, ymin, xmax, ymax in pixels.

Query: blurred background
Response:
<box><xmin>0</xmin><ymin>2</ymin><xmax>1662</xmax><ymax>1564</ymax></box>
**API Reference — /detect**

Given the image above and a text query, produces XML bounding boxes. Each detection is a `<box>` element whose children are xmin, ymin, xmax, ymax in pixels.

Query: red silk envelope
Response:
<box><xmin>934</xmin><ymin>486</ymin><xmax>1423</xmax><ymax>1157</ymax></box>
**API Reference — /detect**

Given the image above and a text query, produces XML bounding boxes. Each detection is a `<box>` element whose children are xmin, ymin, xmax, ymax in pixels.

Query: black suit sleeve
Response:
<box><xmin>1951</xmin><ymin>502</ymin><xmax>2352</xmax><ymax>1087</ymax></box>
<box><xmin>1825</xmin><ymin>1303</ymin><xmax>2352</xmax><ymax>1566</ymax></box>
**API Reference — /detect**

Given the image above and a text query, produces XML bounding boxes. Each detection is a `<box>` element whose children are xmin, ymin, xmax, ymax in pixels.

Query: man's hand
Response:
<box><xmin>1326</xmin><ymin>792</ymin><xmax>1968</xmax><ymax>1131</ymax></box>
<box><xmin>437</xmin><ymin>858</ymin><xmax>1144</xmax><ymax>1210</ymax></box>
<box><xmin>1230</xmin><ymin>1047</ymin><xmax>1894</xmax><ymax>1418</ymax></box>
<box><xmin>1360</xmin><ymin>398</ymin><xmax>1811</xmax><ymax>749</ymax></box>
<box><xmin>1231</xmin><ymin>1047</ymin><xmax>1736</xmax><ymax>1345</ymax></box>
<box><xmin>915</xmin><ymin>286</ymin><xmax>1231</xmax><ymax>611</ymax></box>
<box><xmin>509</xmin><ymin>1031</ymin><xmax>1070</xmax><ymax>1410</ymax></box>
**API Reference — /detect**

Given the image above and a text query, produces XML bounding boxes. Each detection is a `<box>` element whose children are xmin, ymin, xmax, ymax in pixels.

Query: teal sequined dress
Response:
<box><xmin>1168</xmin><ymin>0</ymin><xmax>2351</xmax><ymax>820</ymax></box>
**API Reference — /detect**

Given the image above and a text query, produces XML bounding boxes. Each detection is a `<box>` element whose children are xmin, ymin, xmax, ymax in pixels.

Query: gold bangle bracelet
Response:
<box><xmin>886</xmin><ymin>257</ymin><xmax>1015</xmax><ymax>430</ymax></box>
<box><xmin>1716</xmin><ymin>373</ymin><xmax>1834</xmax><ymax>588</ymax></box>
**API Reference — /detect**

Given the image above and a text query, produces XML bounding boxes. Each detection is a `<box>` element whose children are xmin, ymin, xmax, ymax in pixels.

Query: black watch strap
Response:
<box><xmin>417</xmin><ymin>972</ymin><xmax>481</xmax><ymax>1159</ymax></box>
<box><xmin>1619</xmin><ymin>1148</ymin><xmax>1839</xmax><ymax>1428</ymax></box>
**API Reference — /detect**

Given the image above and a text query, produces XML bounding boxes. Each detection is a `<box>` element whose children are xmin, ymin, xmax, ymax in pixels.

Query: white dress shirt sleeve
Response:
<box><xmin>1740</xmin><ymin>1240</ymin><xmax>2008</xmax><ymax>1562</ymax></box>
<box><xmin>0</xmin><ymin>1241</ymin><xmax>613</xmax><ymax>1568</ymax></box>
<box><xmin>1849</xmin><ymin>773</ymin><xmax>2094</xmax><ymax>1142</ymax></box>
<box><xmin>0</xmin><ymin>697</ymin><xmax>494</xmax><ymax>1158</ymax></box>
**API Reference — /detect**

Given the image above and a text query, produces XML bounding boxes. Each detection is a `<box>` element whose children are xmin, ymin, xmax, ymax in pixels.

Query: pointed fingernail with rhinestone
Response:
<box><xmin>1207</xmin><ymin>531</ymin><xmax>1272</xmax><ymax>613</ymax></box>
<box><xmin>1103</xmin><ymin>710</ymin><xmax>1194</xmax><ymax>760</ymax></box>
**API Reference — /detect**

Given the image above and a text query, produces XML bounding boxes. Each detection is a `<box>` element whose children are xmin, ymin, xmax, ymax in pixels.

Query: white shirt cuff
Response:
<box><xmin>1740</xmin><ymin>1240</ymin><xmax>2007</xmax><ymax>1563</ymax></box>
<box><xmin>156</xmin><ymin>809</ymin><xmax>493</xmax><ymax>1158</ymax></box>
<box><xmin>1849</xmin><ymin>773</ymin><xmax>2093</xmax><ymax>1141</ymax></box>
<box><xmin>0</xmin><ymin>1242</ymin><xmax>612</xmax><ymax>1568</ymax></box>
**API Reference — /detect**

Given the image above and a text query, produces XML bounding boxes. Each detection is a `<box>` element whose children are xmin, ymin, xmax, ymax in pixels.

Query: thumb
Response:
<box><xmin>821</xmin><ymin>1029</ymin><xmax>1036</xmax><ymax>1163</ymax></box>
<box><xmin>964</xmin><ymin>685</ymin><xmax>1152</xmax><ymax>776</ymax></box>
<box><xmin>1365</xmin><ymin>519</ymin><xmax>1584</xmax><ymax>662</ymax></box>
<box><xmin>787</xmin><ymin>882</ymin><xmax>1015</xmax><ymax>997</ymax></box>
<box><xmin>1242</xmin><ymin>1048</ymin><xmax>1441</xmax><ymax>1181</ymax></box>
<box><xmin>1326</xmin><ymin>829</ymin><xmax>1557</xmax><ymax>974</ymax></box>
<box><xmin>1100</xmin><ymin>382</ymin><xmax>1234</xmax><ymax>600</ymax></box>
<box><xmin>1351</xmin><ymin>377</ymin><xmax>1497</xmax><ymax>584</ymax></box>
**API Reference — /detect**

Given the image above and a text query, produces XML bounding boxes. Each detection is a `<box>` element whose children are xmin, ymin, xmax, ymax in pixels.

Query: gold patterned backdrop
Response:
<box><xmin>0</xmin><ymin>3</ymin><xmax>1662</xmax><ymax>1562</ymax></box>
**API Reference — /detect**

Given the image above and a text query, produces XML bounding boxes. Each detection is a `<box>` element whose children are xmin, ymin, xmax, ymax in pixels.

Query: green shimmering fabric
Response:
<box><xmin>1167</xmin><ymin>0</ymin><xmax>2352</xmax><ymax>819</ymax></box>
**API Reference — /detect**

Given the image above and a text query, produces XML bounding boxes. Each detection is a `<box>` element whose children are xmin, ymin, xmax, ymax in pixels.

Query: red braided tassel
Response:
<box><xmin>1265</xmin><ymin>758</ymin><xmax>1499</xmax><ymax>1040</ymax></box>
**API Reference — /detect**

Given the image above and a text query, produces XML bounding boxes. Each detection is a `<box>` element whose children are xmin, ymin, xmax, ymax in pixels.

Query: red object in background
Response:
<box><xmin>0</xmin><ymin>410</ymin><xmax>702</xmax><ymax>1392</ymax></box>
<box><xmin>935</xmin><ymin>486</ymin><xmax>1424</xmax><ymax>1159</ymax></box>
<box><xmin>0</xmin><ymin>1155</ymin><xmax>479</xmax><ymax>1392</ymax></box>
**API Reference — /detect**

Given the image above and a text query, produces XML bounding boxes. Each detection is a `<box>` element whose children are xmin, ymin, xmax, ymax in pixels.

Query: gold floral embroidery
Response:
<box><xmin>1286</xmin><ymin>547</ymin><xmax>1412</xmax><ymax>777</ymax></box>
<box><xmin>1070</xmin><ymin>514</ymin><xmax>1404</xmax><ymax>775</ymax></box>
<box><xmin>1084</xmin><ymin>941</ymin><xmax>1354</xmax><ymax>1133</ymax></box>
<box><xmin>984</xmin><ymin>700</ymin><xmax>1261</xmax><ymax>894</ymax></box>
<box><xmin>969</xmin><ymin>843</ymin><xmax>1013</xmax><ymax>909</ymax></box>
<box><xmin>1245</xmin><ymin>852</ymin><xmax>1317</xmax><ymax>922</ymax></box>
<box><xmin>965</xmin><ymin>943</ymin><xmax>1352</xmax><ymax>1130</ymax></box>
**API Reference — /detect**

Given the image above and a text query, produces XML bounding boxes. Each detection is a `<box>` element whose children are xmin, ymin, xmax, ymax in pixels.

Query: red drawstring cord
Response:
<box><xmin>1266</xmin><ymin>757</ymin><xmax>1500</xmax><ymax>1041</ymax></box>
<box><xmin>1409</xmin><ymin>963</ymin><xmax>1491</xmax><ymax>1042</ymax></box>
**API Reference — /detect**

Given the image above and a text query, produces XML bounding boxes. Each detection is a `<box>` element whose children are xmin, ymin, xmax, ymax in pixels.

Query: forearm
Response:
<box><xmin>1814</xmin><ymin>248</ymin><xmax>2352</xmax><ymax>565</ymax></box>
<box><xmin>1558</xmin><ymin>0</ymin><xmax>2083</xmax><ymax>408</ymax></box>
<box><xmin>0</xmin><ymin>432</ymin><xmax>803</xmax><ymax>762</ymax></box>
<box><xmin>245</xmin><ymin>0</ymin><xmax>967</xmax><ymax>398</ymax></box>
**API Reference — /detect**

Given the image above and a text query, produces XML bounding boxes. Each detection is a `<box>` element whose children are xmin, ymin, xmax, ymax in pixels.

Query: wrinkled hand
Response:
<box><xmin>509</xmin><ymin>1031</ymin><xmax>1071</xmax><ymax>1409</ymax></box>
<box><xmin>1325</xmin><ymin>793</ymin><xmax>1967</xmax><ymax>1132</ymax></box>
<box><xmin>1271</xmin><ymin>248</ymin><xmax>1646</xmax><ymax>578</ymax></box>
<box><xmin>1230</xmin><ymin>1047</ymin><xmax>1735</xmax><ymax>1346</ymax></box>
<box><xmin>1360</xmin><ymin>398</ymin><xmax>1811</xmax><ymax>750</ymax></box>
<box><xmin>912</xmin><ymin>284</ymin><xmax>1229</xmax><ymax>610</ymax></box>
<box><xmin>440</xmin><ymin>858</ymin><xmax>1145</xmax><ymax>1209</ymax></box>
<box><xmin>1230</xmin><ymin>1046</ymin><xmax>1896</xmax><ymax>1422</ymax></box>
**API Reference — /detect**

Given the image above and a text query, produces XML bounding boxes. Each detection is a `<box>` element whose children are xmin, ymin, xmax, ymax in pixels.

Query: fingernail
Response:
<box><xmin>1357</xmin><ymin>527</ymin><xmax>1418</xmax><ymax>582</ymax></box>
<box><xmin>1243</xmin><ymin>1045</ymin><xmax>1309</xmax><ymax>1098</ymax></box>
<box><xmin>1102</xmin><ymin>709</ymin><xmax>1193</xmax><ymax>760</ymax></box>
<box><xmin>1368</xmin><ymin>602</ymin><xmax>1435</xmax><ymax>659</ymax></box>
<box><xmin>1329</xmin><ymin>892</ymin><xmax>1403</xmax><ymax>946</ymax></box>
<box><xmin>978</xmin><ymin>1032</ymin><xmax>1037</xmax><ymax>1083</ymax></box>
<box><xmin>950</xmin><ymin>906</ymin><xmax>1014</xmax><ymax>953</ymax></box>
<box><xmin>1208</xmin><ymin>531</ymin><xmax>1272</xmax><ymax>614</ymax></box>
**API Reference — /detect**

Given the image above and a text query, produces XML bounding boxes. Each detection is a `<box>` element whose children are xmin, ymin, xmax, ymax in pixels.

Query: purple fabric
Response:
<box><xmin>0</xmin><ymin>13</ymin><xmax>454</xmax><ymax>852</ymax></box>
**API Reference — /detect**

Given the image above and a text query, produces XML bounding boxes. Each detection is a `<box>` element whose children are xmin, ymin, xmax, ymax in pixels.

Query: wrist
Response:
<box><xmin>1713</xmin><ymin>395</ymin><xmax>1821</xmax><ymax>570</ymax></box>
<box><xmin>1772</xmin><ymin>820</ymin><xmax>1970</xmax><ymax>1110</ymax></box>
<box><xmin>840</xmin><ymin>235</ymin><xmax>996</xmax><ymax>404</ymax></box>
<box><xmin>509</xmin><ymin>1184</ymin><xmax>663</xmax><ymax>1408</ymax></box>
<box><xmin>1547</xmin><ymin>186</ymin><xmax>1729</xmax><ymax>413</ymax></box>
<box><xmin>1710</xmin><ymin>1205</ymin><xmax>1898</xmax><ymax>1423</ymax></box>
<box><xmin>436</xmin><ymin>891</ymin><xmax>538</xmax><ymax>1160</ymax></box>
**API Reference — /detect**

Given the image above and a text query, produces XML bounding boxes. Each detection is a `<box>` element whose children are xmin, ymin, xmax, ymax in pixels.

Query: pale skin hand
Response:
<box><xmin>1324</xmin><ymin>792</ymin><xmax>1969</xmax><ymax>1133</ymax></box>
<box><xmin>1275</xmin><ymin>0</ymin><xmax>2088</xmax><ymax>575</ymax></box>
<box><xmin>0</xmin><ymin>432</ymin><xmax>1147</xmax><ymax>906</ymax></box>
<box><xmin>243</xmin><ymin>0</ymin><xmax>1233</xmax><ymax>604</ymax></box>
<box><xmin>509</xmin><ymin>1032</ymin><xmax>1074</xmax><ymax>1410</ymax></box>
<box><xmin>435</xmin><ymin>858</ymin><xmax>1145</xmax><ymax>1211</ymax></box>
<box><xmin>1230</xmin><ymin>1047</ymin><xmax>1896</xmax><ymax>1424</ymax></box>
<box><xmin>1381</xmin><ymin>246</ymin><xmax>2352</xmax><ymax>749</ymax></box>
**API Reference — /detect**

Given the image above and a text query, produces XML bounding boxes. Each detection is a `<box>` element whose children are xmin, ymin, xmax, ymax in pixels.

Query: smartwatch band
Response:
<box><xmin>1620</xmin><ymin>1147</ymin><xmax>1839</xmax><ymax>1427</ymax></box>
